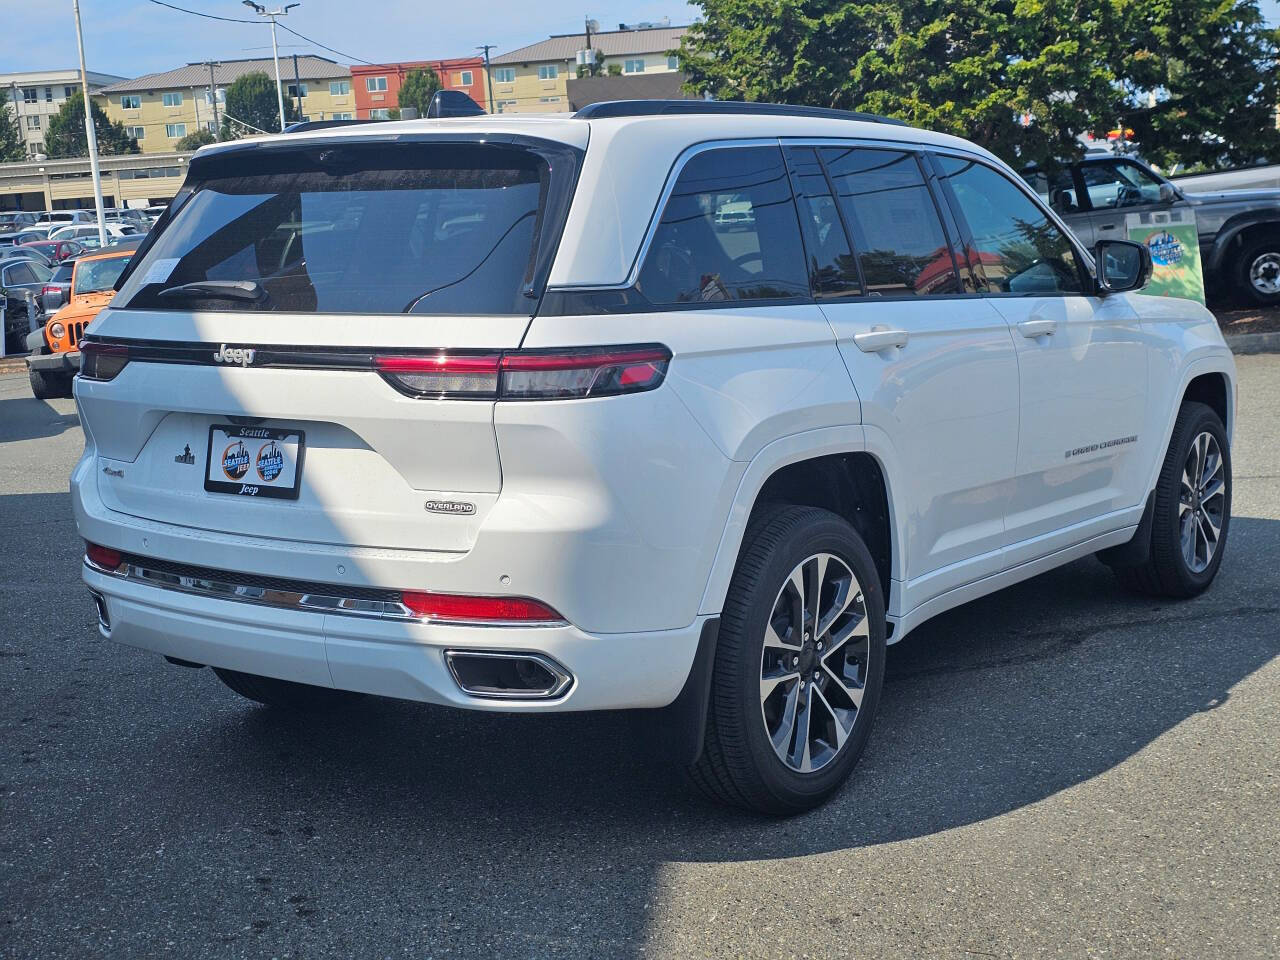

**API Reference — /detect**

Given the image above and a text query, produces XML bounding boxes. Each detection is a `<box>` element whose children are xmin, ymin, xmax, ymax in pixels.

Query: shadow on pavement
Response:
<box><xmin>0</xmin><ymin>395</ymin><xmax>79</xmax><ymax>444</ymax></box>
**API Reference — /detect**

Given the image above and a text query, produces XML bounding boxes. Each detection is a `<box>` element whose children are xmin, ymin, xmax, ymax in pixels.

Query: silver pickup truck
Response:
<box><xmin>1025</xmin><ymin>156</ymin><xmax>1280</xmax><ymax>305</ymax></box>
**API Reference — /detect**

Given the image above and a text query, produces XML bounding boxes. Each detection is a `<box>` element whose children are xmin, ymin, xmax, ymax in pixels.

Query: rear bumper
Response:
<box><xmin>27</xmin><ymin>349</ymin><xmax>78</xmax><ymax>373</ymax></box>
<box><xmin>83</xmin><ymin>562</ymin><xmax>705</xmax><ymax>712</ymax></box>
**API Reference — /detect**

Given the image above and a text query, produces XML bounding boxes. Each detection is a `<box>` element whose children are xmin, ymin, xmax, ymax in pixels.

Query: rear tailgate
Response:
<box><xmin>78</xmin><ymin>130</ymin><xmax>584</xmax><ymax>555</ymax></box>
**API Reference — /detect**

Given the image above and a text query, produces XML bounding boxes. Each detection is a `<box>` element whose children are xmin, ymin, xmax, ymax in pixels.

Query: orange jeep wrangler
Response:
<box><xmin>26</xmin><ymin>243</ymin><xmax>136</xmax><ymax>399</ymax></box>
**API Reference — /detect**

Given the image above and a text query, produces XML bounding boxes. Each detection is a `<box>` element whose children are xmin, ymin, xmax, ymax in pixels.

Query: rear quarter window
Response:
<box><xmin>117</xmin><ymin>142</ymin><xmax>555</xmax><ymax>316</ymax></box>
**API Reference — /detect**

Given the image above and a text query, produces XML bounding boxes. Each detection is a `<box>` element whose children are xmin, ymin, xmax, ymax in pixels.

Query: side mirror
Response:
<box><xmin>1158</xmin><ymin>182</ymin><xmax>1178</xmax><ymax>204</ymax></box>
<box><xmin>1094</xmin><ymin>239</ymin><xmax>1152</xmax><ymax>294</ymax></box>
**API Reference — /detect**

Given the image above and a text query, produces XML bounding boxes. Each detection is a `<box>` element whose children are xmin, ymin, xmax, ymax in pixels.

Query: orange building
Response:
<box><xmin>350</xmin><ymin>59</ymin><xmax>488</xmax><ymax>118</ymax></box>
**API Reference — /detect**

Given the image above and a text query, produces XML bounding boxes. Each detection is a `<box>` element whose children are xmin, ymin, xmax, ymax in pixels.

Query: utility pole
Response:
<box><xmin>207</xmin><ymin>61</ymin><xmax>221</xmax><ymax>140</ymax></box>
<box><xmin>585</xmin><ymin>15</ymin><xmax>593</xmax><ymax>72</ymax></box>
<box><xmin>242</xmin><ymin>1</ymin><xmax>299</xmax><ymax>132</ymax></box>
<box><xmin>72</xmin><ymin>0</ymin><xmax>107</xmax><ymax>246</ymax></box>
<box><xmin>477</xmin><ymin>44</ymin><xmax>496</xmax><ymax>114</ymax></box>
<box><xmin>292</xmin><ymin>53</ymin><xmax>302</xmax><ymax>119</ymax></box>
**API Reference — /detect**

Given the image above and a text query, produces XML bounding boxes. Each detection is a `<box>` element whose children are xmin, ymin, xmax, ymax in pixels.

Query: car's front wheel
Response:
<box><xmin>689</xmin><ymin>505</ymin><xmax>886</xmax><ymax>815</ymax></box>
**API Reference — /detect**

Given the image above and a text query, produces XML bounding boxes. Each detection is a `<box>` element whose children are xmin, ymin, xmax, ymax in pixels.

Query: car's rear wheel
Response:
<box><xmin>213</xmin><ymin>668</ymin><xmax>365</xmax><ymax>710</ymax></box>
<box><xmin>689</xmin><ymin>505</ymin><xmax>886</xmax><ymax>815</ymax></box>
<box><xmin>1238</xmin><ymin>237</ymin><xmax>1280</xmax><ymax>305</ymax></box>
<box><xmin>28</xmin><ymin>368</ymin><xmax>73</xmax><ymax>400</ymax></box>
<box><xmin>1111</xmin><ymin>401</ymin><xmax>1231</xmax><ymax>597</ymax></box>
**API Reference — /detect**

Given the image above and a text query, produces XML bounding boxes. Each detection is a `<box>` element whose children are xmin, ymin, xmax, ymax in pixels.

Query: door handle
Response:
<box><xmin>853</xmin><ymin>327</ymin><xmax>909</xmax><ymax>353</ymax></box>
<box><xmin>1017</xmin><ymin>318</ymin><xmax>1058</xmax><ymax>339</ymax></box>
<box><xmin>1099</xmin><ymin>223</ymin><xmax>1118</xmax><ymax>231</ymax></box>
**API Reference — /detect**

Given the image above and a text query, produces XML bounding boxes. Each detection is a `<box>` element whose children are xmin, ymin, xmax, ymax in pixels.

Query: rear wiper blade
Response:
<box><xmin>157</xmin><ymin>280</ymin><xmax>266</xmax><ymax>302</ymax></box>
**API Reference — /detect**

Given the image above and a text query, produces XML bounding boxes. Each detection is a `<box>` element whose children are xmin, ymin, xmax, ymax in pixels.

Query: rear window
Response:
<box><xmin>75</xmin><ymin>256</ymin><xmax>131</xmax><ymax>295</ymax></box>
<box><xmin>52</xmin><ymin>262</ymin><xmax>75</xmax><ymax>282</ymax></box>
<box><xmin>117</xmin><ymin>143</ymin><xmax>552</xmax><ymax>315</ymax></box>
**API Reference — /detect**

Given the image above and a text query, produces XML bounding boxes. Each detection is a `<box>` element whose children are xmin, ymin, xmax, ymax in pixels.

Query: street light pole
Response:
<box><xmin>72</xmin><ymin>0</ymin><xmax>107</xmax><ymax>247</ymax></box>
<box><xmin>478</xmin><ymin>44</ymin><xmax>497</xmax><ymax>114</ymax></box>
<box><xmin>242</xmin><ymin>1</ymin><xmax>299</xmax><ymax>132</ymax></box>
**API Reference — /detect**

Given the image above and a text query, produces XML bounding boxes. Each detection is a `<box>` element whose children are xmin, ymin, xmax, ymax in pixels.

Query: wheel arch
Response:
<box><xmin>1144</xmin><ymin>356</ymin><xmax>1236</xmax><ymax>498</ymax></box>
<box><xmin>1206</xmin><ymin>212</ymin><xmax>1280</xmax><ymax>279</ymax></box>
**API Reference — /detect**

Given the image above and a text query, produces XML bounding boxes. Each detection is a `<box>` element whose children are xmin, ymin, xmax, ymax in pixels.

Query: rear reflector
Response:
<box><xmin>80</xmin><ymin>341</ymin><xmax>130</xmax><ymax>381</ymax></box>
<box><xmin>85</xmin><ymin>542</ymin><xmax>123</xmax><ymax>570</ymax></box>
<box><xmin>401</xmin><ymin>591</ymin><xmax>565</xmax><ymax>624</ymax></box>
<box><xmin>376</xmin><ymin>344</ymin><xmax>671</xmax><ymax>400</ymax></box>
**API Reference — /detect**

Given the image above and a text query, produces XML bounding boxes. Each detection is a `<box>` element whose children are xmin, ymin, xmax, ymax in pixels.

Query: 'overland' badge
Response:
<box><xmin>425</xmin><ymin>500</ymin><xmax>477</xmax><ymax>516</ymax></box>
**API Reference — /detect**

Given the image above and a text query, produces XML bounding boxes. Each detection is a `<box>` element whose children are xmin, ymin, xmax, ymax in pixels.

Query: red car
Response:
<box><xmin>19</xmin><ymin>238</ymin><xmax>85</xmax><ymax>264</ymax></box>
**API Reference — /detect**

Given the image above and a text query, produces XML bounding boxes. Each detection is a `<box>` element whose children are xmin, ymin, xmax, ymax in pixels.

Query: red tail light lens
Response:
<box><xmin>42</xmin><ymin>285</ymin><xmax>60</xmax><ymax>298</ymax></box>
<box><xmin>80</xmin><ymin>341</ymin><xmax>130</xmax><ymax>381</ymax></box>
<box><xmin>85</xmin><ymin>542</ymin><xmax>123</xmax><ymax>570</ymax></box>
<box><xmin>375</xmin><ymin>344</ymin><xmax>671</xmax><ymax>401</ymax></box>
<box><xmin>400</xmin><ymin>591</ymin><xmax>565</xmax><ymax>624</ymax></box>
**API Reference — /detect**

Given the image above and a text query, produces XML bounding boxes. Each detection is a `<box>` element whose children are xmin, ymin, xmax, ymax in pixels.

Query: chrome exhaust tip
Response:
<box><xmin>88</xmin><ymin>589</ymin><xmax>110</xmax><ymax>633</ymax></box>
<box><xmin>444</xmin><ymin>650</ymin><xmax>573</xmax><ymax>700</ymax></box>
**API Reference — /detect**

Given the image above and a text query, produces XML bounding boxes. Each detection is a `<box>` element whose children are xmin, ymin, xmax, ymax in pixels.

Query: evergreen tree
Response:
<box><xmin>222</xmin><ymin>71</ymin><xmax>299</xmax><ymax>138</ymax></box>
<box><xmin>397</xmin><ymin>68</ymin><xmax>443</xmax><ymax>116</ymax></box>
<box><xmin>43</xmin><ymin>91</ymin><xmax>139</xmax><ymax>159</ymax></box>
<box><xmin>0</xmin><ymin>90</ymin><xmax>26</xmax><ymax>161</ymax></box>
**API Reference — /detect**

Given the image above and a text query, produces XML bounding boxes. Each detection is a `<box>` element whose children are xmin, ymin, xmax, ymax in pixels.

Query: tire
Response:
<box><xmin>1112</xmin><ymin>402</ymin><xmax>1231</xmax><ymax>598</ymax></box>
<box><xmin>689</xmin><ymin>505</ymin><xmax>886</xmax><ymax>815</ymax></box>
<box><xmin>28</xmin><ymin>368</ymin><xmax>73</xmax><ymax>400</ymax></box>
<box><xmin>212</xmin><ymin>668</ymin><xmax>365</xmax><ymax>710</ymax></box>
<box><xmin>1236</xmin><ymin>237</ymin><xmax>1280</xmax><ymax>306</ymax></box>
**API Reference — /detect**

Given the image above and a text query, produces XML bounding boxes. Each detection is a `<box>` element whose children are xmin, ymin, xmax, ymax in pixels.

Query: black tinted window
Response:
<box><xmin>118</xmin><ymin>144</ymin><xmax>549</xmax><ymax>315</ymax></box>
<box><xmin>637</xmin><ymin>146</ymin><xmax>808</xmax><ymax>304</ymax></box>
<box><xmin>786</xmin><ymin>147</ymin><xmax>859</xmax><ymax>298</ymax></box>
<box><xmin>822</xmin><ymin>148</ymin><xmax>960</xmax><ymax>296</ymax></box>
<box><xmin>936</xmin><ymin>156</ymin><xmax>1084</xmax><ymax>295</ymax></box>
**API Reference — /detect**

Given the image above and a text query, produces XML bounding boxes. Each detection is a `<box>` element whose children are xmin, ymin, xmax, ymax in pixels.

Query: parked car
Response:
<box><xmin>1</xmin><ymin>258</ymin><xmax>53</xmax><ymax>354</ymax></box>
<box><xmin>39</xmin><ymin>258</ymin><xmax>77</xmax><ymax>312</ymax></box>
<box><xmin>20</xmin><ymin>239</ymin><xmax>86</xmax><ymax>264</ymax></box>
<box><xmin>49</xmin><ymin>223</ymin><xmax>141</xmax><ymax>243</ymax></box>
<box><xmin>74</xmin><ymin>102</ymin><xmax>1235</xmax><ymax>814</ymax></box>
<box><xmin>4</xmin><ymin>228</ymin><xmax>54</xmax><ymax>246</ymax></box>
<box><xmin>0</xmin><ymin>245</ymin><xmax>52</xmax><ymax>267</ymax></box>
<box><xmin>25</xmin><ymin>245</ymin><xmax>135</xmax><ymax>398</ymax></box>
<box><xmin>33</xmin><ymin>211</ymin><xmax>97</xmax><ymax>232</ymax></box>
<box><xmin>0</xmin><ymin>211</ymin><xmax>39</xmax><ymax>235</ymax></box>
<box><xmin>1026</xmin><ymin>155</ymin><xmax>1280</xmax><ymax>304</ymax></box>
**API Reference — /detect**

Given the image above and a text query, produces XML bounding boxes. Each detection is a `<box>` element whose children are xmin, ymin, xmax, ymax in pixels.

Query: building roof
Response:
<box><xmin>0</xmin><ymin>69</ymin><xmax>125</xmax><ymax>87</ymax></box>
<box><xmin>566</xmin><ymin>72</ymin><xmax>696</xmax><ymax>110</ymax></box>
<box><xmin>491</xmin><ymin>26</ymin><xmax>688</xmax><ymax>65</ymax></box>
<box><xmin>100</xmin><ymin>56</ymin><xmax>349</xmax><ymax>94</ymax></box>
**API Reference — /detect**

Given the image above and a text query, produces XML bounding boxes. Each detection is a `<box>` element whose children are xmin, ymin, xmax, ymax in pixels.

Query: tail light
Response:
<box><xmin>376</xmin><ymin>344</ymin><xmax>671</xmax><ymax>400</ymax></box>
<box><xmin>84</xmin><ymin>542</ymin><xmax>123</xmax><ymax>570</ymax></box>
<box><xmin>400</xmin><ymin>591</ymin><xmax>565</xmax><ymax>624</ymax></box>
<box><xmin>80</xmin><ymin>341</ymin><xmax>129</xmax><ymax>381</ymax></box>
<box><xmin>41</xmin><ymin>285</ymin><xmax>60</xmax><ymax>299</ymax></box>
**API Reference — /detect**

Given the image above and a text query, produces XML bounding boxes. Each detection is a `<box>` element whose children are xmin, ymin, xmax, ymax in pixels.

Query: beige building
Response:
<box><xmin>0</xmin><ymin>153</ymin><xmax>191</xmax><ymax>212</ymax></box>
<box><xmin>96</xmin><ymin>56</ymin><xmax>354</xmax><ymax>152</ymax></box>
<box><xmin>1</xmin><ymin>69</ymin><xmax>127</xmax><ymax>159</ymax></box>
<box><xmin>488</xmin><ymin>23</ymin><xmax>689</xmax><ymax>114</ymax></box>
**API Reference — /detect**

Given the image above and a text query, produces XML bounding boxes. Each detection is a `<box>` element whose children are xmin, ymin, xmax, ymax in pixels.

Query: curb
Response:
<box><xmin>1224</xmin><ymin>331</ymin><xmax>1280</xmax><ymax>355</ymax></box>
<box><xmin>0</xmin><ymin>357</ymin><xmax>28</xmax><ymax>375</ymax></box>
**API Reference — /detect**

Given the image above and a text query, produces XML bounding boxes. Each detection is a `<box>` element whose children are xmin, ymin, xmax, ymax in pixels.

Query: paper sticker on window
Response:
<box><xmin>141</xmin><ymin>258</ymin><xmax>180</xmax><ymax>286</ymax></box>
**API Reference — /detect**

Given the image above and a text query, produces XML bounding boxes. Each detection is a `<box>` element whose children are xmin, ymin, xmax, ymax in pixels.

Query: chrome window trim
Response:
<box><xmin>83</xmin><ymin>556</ymin><xmax>566</xmax><ymax>628</ymax></box>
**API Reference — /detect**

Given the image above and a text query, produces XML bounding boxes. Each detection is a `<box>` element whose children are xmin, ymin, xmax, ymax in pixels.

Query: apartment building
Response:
<box><xmin>488</xmin><ymin>22</ymin><xmax>689</xmax><ymax>114</ymax></box>
<box><xmin>350</xmin><ymin>59</ymin><xmax>487</xmax><ymax>118</ymax></box>
<box><xmin>96</xmin><ymin>56</ymin><xmax>354</xmax><ymax>152</ymax></box>
<box><xmin>1</xmin><ymin>69</ymin><xmax>127</xmax><ymax>158</ymax></box>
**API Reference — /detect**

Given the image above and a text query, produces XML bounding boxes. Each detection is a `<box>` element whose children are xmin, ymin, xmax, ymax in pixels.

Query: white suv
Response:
<box><xmin>72</xmin><ymin>102</ymin><xmax>1236</xmax><ymax>814</ymax></box>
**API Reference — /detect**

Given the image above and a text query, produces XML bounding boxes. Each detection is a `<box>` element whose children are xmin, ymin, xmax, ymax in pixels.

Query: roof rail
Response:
<box><xmin>572</xmin><ymin>99</ymin><xmax>908</xmax><ymax>126</ymax></box>
<box><xmin>284</xmin><ymin>118</ymin><xmax>374</xmax><ymax>134</ymax></box>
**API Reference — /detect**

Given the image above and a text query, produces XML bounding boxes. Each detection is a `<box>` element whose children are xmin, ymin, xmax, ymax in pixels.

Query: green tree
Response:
<box><xmin>222</xmin><ymin>71</ymin><xmax>299</xmax><ymax>137</ymax></box>
<box><xmin>0</xmin><ymin>90</ymin><xmax>25</xmax><ymax>161</ymax></box>
<box><xmin>1117</xmin><ymin>0</ymin><xmax>1280</xmax><ymax>170</ymax></box>
<box><xmin>175</xmin><ymin>128</ymin><xmax>217</xmax><ymax>151</ymax></box>
<box><xmin>43</xmin><ymin>91</ymin><xmax>139</xmax><ymax>159</ymax></box>
<box><xmin>679</xmin><ymin>0</ymin><xmax>1280</xmax><ymax>170</ymax></box>
<box><xmin>397</xmin><ymin>67</ymin><xmax>442</xmax><ymax>116</ymax></box>
<box><xmin>577</xmin><ymin>49</ymin><xmax>607</xmax><ymax>78</ymax></box>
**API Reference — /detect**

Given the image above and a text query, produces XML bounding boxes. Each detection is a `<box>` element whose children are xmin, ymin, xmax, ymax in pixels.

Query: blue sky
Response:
<box><xmin>5</xmin><ymin>0</ymin><xmax>1278</xmax><ymax>80</ymax></box>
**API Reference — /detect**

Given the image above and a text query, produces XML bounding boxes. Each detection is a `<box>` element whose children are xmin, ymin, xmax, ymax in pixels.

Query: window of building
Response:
<box><xmin>624</xmin><ymin>59</ymin><xmax>645</xmax><ymax>74</ymax></box>
<box><xmin>934</xmin><ymin>154</ymin><xmax>1084</xmax><ymax>295</ymax></box>
<box><xmin>204</xmin><ymin>88</ymin><xmax>226</xmax><ymax>105</ymax></box>
<box><xmin>120</xmin><ymin>94</ymin><xmax>141</xmax><ymax>109</ymax></box>
<box><xmin>667</xmin><ymin>56</ymin><xmax>679</xmax><ymax>70</ymax></box>
<box><xmin>493</xmin><ymin>67</ymin><xmax>515</xmax><ymax>84</ymax></box>
<box><xmin>44</xmin><ymin>87</ymin><xmax>53</xmax><ymax>102</ymax></box>
<box><xmin>30</xmin><ymin>142</ymin><xmax>42</xmax><ymax>155</ymax></box>
<box><xmin>330</xmin><ymin>80</ymin><xmax>351</xmax><ymax>96</ymax></box>
<box><xmin>456</xmin><ymin>70</ymin><xmax>473</xmax><ymax>86</ymax></box>
<box><xmin>26</xmin><ymin>116</ymin><xmax>40</xmax><ymax>130</ymax></box>
<box><xmin>496</xmin><ymin>100</ymin><xmax>517</xmax><ymax>113</ymax></box>
<box><xmin>785</xmin><ymin>146</ymin><xmax>859</xmax><ymax>298</ymax></box>
<box><xmin>23</xmin><ymin>88</ymin><xmax>37</xmax><ymax>104</ymax></box>
<box><xmin>539</xmin><ymin>96</ymin><xmax>561</xmax><ymax>103</ymax></box>
<box><xmin>165</xmin><ymin>123</ymin><xmax>187</xmax><ymax>139</ymax></box>
<box><xmin>286</xmin><ymin>83</ymin><xmax>308</xmax><ymax>99</ymax></box>
<box><xmin>821</xmin><ymin>147</ymin><xmax>960</xmax><ymax>296</ymax></box>
<box><xmin>637</xmin><ymin>145</ymin><xmax>809</xmax><ymax>305</ymax></box>
<box><xmin>64</xmin><ymin>86</ymin><xmax>75</xmax><ymax>99</ymax></box>
<box><xmin>537</xmin><ymin>65</ymin><xmax>558</xmax><ymax>80</ymax></box>
<box><xmin>332</xmin><ymin>112</ymin><xmax>354</xmax><ymax>120</ymax></box>
<box><xmin>126</xmin><ymin>126</ymin><xmax>145</xmax><ymax>139</ymax></box>
<box><xmin>205</xmin><ymin>120</ymin><xmax>218</xmax><ymax>133</ymax></box>
<box><xmin>366</xmin><ymin>76</ymin><xmax>388</xmax><ymax>92</ymax></box>
<box><xmin>369</xmin><ymin>108</ymin><xmax>391</xmax><ymax>120</ymax></box>
<box><xmin>162</xmin><ymin>91</ymin><xmax>184</xmax><ymax>107</ymax></box>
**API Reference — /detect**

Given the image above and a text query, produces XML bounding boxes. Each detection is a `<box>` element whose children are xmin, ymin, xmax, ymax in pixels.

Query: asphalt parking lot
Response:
<box><xmin>1</xmin><ymin>356</ymin><xmax>1277</xmax><ymax>960</ymax></box>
